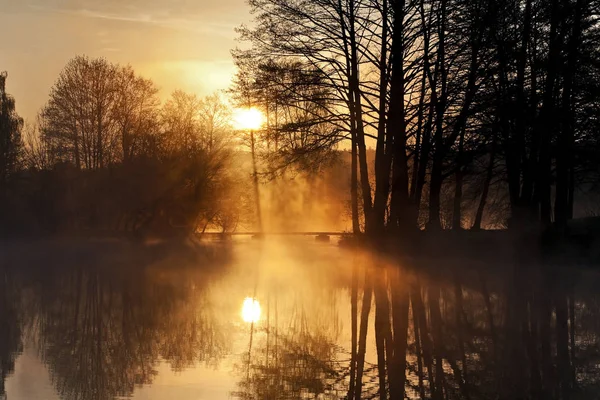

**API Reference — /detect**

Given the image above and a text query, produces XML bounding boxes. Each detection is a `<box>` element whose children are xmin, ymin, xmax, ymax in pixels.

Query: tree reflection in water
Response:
<box><xmin>0</xmin><ymin>266</ymin><xmax>22</xmax><ymax>399</ymax></box>
<box><xmin>232</xmin><ymin>295</ymin><xmax>348</xmax><ymax>400</ymax></box>
<box><xmin>20</xmin><ymin>243</ymin><xmax>232</xmax><ymax>400</ymax></box>
<box><xmin>344</xmin><ymin>259</ymin><xmax>600</xmax><ymax>400</ymax></box>
<box><xmin>231</xmin><ymin>251</ymin><xmax>373</xmax><ymax>400</ymax></box>
<box><xmin>1</xmin><ymin>242</ymin><xmax>600</xmax><ymax>400</ymax></box>
<box><xmin>229</xmin><ymin>246</ymin><xmax>600</xmax><ymax>400</ymax></box>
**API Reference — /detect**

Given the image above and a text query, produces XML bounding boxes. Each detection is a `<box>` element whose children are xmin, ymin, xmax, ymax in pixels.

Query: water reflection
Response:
<box><xmin>0</xmin><ymin>240</ymin><xmax>599</xmax><ymax>400</ymax></box>
<box><xmin>0</xmin><ymin>266</ymin><xmax>23</xmax><ymax>399</ymax></box>
<box><xmin>36</xmin><ymin>265</ymin><xmax>226</xmax><ymax>400</ymax></box>
<box><xmin>242</xmin><ymin>298</ymin><xmax>261</xmax><ymax>323</ymax></box>
<box><xmin>232</xmin><ymin>258</ymin><xmax>347</xmax><ymax>400</ymax></box>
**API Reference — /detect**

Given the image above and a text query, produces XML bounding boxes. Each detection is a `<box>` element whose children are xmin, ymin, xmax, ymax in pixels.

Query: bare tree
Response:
<box><xmin>113</xmin><ymin>66</ymin><xmax>160</xmax><ymax>163</ymax></box>
<box><xmin>41</xmin><ymin>56</ymin><xmax>119</xmax><ymax>169</ymax></box>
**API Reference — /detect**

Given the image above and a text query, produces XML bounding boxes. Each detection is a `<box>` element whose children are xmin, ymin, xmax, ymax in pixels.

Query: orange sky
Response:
<box><xmin>0</xmin><ymin>0</ymin><xmax>252</xmax><ymax>120</ymax></box>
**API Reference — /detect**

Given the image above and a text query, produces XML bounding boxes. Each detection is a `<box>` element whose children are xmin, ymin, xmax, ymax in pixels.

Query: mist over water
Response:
<box><xmin>1</xmin><ymin>239</ymin><xmax>599</xmax><ymax>400</ymax></box>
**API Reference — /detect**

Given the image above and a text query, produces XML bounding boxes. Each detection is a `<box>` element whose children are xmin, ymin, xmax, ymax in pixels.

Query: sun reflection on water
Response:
<box><xmin>241</xmin><ymin>297</ymin><xmax>261</xmax><ymax>323</ymax></box>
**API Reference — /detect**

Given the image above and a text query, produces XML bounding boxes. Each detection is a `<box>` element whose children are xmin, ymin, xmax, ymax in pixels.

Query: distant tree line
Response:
<box><xmin>234</xmin><ymin>0</ymin><xmax>600</xmax><ymax>234</ymax></box>
<box><xmin>0</xmin><ymin>56</ymin><xmax>356</xmax><ymax>236</ymax></box>
<box><xmin>0</xmin><ymin>56</ymin><xmax>254</xmax><ymax>236</ymax></box>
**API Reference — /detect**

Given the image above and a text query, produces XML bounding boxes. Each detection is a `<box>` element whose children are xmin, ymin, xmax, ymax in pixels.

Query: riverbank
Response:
<box><xmin>339</xmin><ymin>218</ymin><xmax>600</xmax><ymax>267</ymax></box>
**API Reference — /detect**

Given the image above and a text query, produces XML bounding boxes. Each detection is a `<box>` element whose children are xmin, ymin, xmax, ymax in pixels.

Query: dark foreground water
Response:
<box><xmin>0</xmin><ymin>238</ymin><xmax>599</xmax><ymax>400</ymax></box>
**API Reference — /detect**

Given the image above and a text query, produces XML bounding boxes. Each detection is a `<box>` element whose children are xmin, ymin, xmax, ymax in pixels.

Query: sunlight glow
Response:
<box><xmin>233</xmin><ymin>108</ymin><xmax>264</xmax><ymax>130</ymax></box>
<box><xmin>241</xmin><ymin>297</ymin><xmax>261</xmax><ymax>323</ymax></box>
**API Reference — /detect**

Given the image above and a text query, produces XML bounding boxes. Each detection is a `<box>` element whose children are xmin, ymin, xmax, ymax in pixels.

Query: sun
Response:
<box><xmin>241</xmin><ymin>297</ymin><xmax>261</xmax><ymax>323</ymax></box>
<box><xmin>233</xmin><ymin>107</ymin><xmax>265</xmax><ymax>130</ymax></box>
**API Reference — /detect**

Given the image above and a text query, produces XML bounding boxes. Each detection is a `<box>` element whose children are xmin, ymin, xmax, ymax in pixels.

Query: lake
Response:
<box><xmin>1</xmin><ymin>238</ymin><xmax>599</xmax><ymax>399</ymax></box>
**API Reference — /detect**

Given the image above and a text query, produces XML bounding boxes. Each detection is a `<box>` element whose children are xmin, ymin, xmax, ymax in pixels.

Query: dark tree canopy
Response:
<box><xmin>234</xmin><ymin>0</ymin><xmax>600</xmax><ymax>233</ymax></box>
<box><xmin>0</xmin><ymin>72</ymin><xmax>23</xmax><ymax>184</ymax></box>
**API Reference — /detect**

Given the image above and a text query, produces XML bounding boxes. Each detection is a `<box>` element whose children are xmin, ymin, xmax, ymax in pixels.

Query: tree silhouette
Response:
<box><xmin>236</xmin><ymin>0</ymin><xmax>600</xmax><ymax>233</ymax></box>
<box><xmin>0</xmin><ymin>72</ymin><xmax>23</xmax><ymax>185</ymax></box>
<box><xmin>0</xmin><ymin>267</ymin><xmax>22</xmax><ymax>399</ymax></box>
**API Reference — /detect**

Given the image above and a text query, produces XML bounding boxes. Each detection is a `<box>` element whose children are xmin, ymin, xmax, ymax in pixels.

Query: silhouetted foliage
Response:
<box><xmin>0</xmin><ymin>72</ymin><xmax>23</xmax><ymax>184</ymax></box>
<box><xmin>0</xmin><ymin>57</ymin><xmax>262</xmax><ymax>236</ymax></box>
<box><xmin>235</xmin><ymin>0</ymin><xmax>600</xmax><ymax>234</ymax></box>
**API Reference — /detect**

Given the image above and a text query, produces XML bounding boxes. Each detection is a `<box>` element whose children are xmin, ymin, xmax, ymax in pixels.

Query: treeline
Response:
<box><xmin>0</xmin><ymin>56</ymin><xmax>256</xmax><ymax>236</ymax></box>
<box><xmin>0</xmin><ymin>56</ymin><xmax>359</xmax><ymax>236</ymax></box>
<box><xmin>234</xmin><ymin>0</ymin><xmax>600</xmax><ymax>233</ymax></box>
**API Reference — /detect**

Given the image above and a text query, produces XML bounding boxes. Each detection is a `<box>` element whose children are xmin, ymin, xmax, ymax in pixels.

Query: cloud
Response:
<box><xmin>65</xmin><ymin>8</ymin><xmax>236</xmax><ymax>38</ymax></box>
<box><xmin>143</xmin><ymin>59</ymin><xmax>237</xmax><ymax>96</ymax></box>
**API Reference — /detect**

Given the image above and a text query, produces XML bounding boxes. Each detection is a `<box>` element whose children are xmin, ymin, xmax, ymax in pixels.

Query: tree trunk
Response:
<box><xmin>452</xmin><ymin>126</ymin><xmax>465</xmax><ymax>230</ymax></box>
<box><xmin>411</xmin><ymin>287</ymin><xmax>426</xmax><ymax>400</ymax></box>
<box><xmin>348</xmin><ymin>0</ymin><xmax>373</xmax><ymax>231</ymax></box>
<box><xmin>354</xmin><ymin>270</ymin><xmax>373</xmax><ymax>400</ymax></box>
<box><xmin>556</xmin><ymin>292</ymin><xmax>571</xmax><ymax>399</ymax></box>
<box><xmin>429</xmin><ymin>284</ymin><xmax>444</xmax><ymax>400</ymax></box>
<box><xmin>372</xmin><ymin>0</ymin><xmax>392</xmax><ymax>233</ymax></box>
<box><xmin>527</xmin><ymin>294</ymin><xmax>543</xmax><ymax>400</ymax></box>
<box><xmin>374</xmin><ymin>270</ymin><xmax>392</xmax><ymax>400</ymax></box>
<box><xmin>348</xmin><ymin>260</ymin><xmax>359</xmax><ymax>399</ymax></box>
<box><xmin>338</xmin><ymin>0</ymin><xmax>362</xmax><ymax>234</ymax></box>
<box><xmin>352</xmin><ymin>134</ymin><xmax>360</xmax><ymax>233</ymax></box>
<box><xmin>413</xmin><ymin>0</ymin><xmax>435</xmax><ymax>216</ymax></box>
<box><xmin>74</xmin><ymin>127</ymin><xmax>81</xmax><ymax>170</ymax></box>
<box><xmin>514</xmin><ymin>0</ymin><xmax>534</xmax><ymax>221</ymax></box>
<box><xmin>473</xmin><ymin>130</ymin><xmax>497</xmax><ymax>230</ymax></box>
<box><xmin>450</xmin><ymin>2</ymin><xmax>483</xmax><ymax>231</ymax></box>
<box><xmin>538</xmin><ymin>0</ymin><xmax>562</xmax><ymax>227</ymax></box>
<box><xmin>454</xmin><ymin>279</ymin><xmax>469</xmax><ymax>397</ymax></box>
<box><xmin>428</xmin><ymin>0</ymin><xmax>448</xmax><ymax>231</ymax></box>
<box><xmin>410</xmin><ymin>44</ymin><xmax>429</xmax><ymax>203</ymax></box>
<box><xmin>250</xmin><ymin>130</ymin><xmax>263</xmax><ymax>232</ymax></box>
<box><xmin>388</xmin><ymin>0</ymin><xmax>413</xmax><ymax>233</ymax></box>
<box><xmin>556</xmin><ymin>0</ymin><xmax>583</xmax><ymax>228</ymax></box>
<box><xmin>569</xmin><ymin>292</ymin><xmax>577</xmax><ymax>389</ymax></box>
<box><xmin>539</xmin><ymin>279</ymin><xmax>554</xmax><ymax>398</ymax></box>
<box><xmin>388</xmin><ymin>269</ymin><xmax>409</xmax><ymax>400</ymax></box>
<box><xmin>413</xmin><ymin>280</ymin><xmax>436</xmax><ymax>397</ymax></box>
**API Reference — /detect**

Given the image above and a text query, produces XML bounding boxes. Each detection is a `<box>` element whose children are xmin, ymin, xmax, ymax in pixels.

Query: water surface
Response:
<box><xmin>1</xmin><ymin>238</ymin><xmax>599</xmax><ymax>399</ymax></box>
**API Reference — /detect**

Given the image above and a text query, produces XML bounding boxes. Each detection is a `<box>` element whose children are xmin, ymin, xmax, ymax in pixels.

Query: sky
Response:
<box><xmin>0</xmin><ymin>0</ymin><xmax>252</xmax><ymax>120</ymax></box>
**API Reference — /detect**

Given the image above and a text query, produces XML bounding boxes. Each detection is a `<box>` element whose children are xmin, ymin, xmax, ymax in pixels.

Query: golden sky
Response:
<box><xmin>0</xmin><ymin>0</ymin><xmax>251</xmax><ymax>120</ymax></box>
